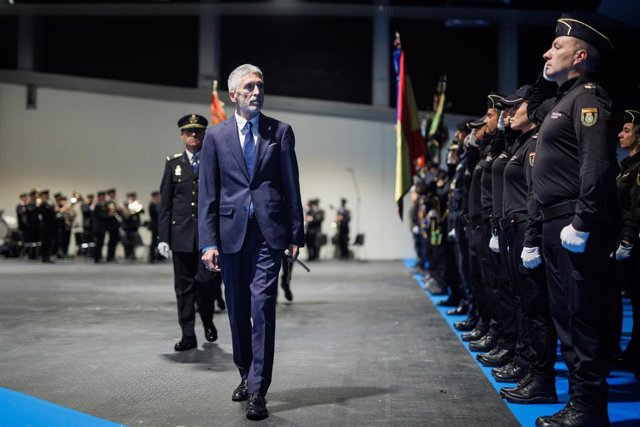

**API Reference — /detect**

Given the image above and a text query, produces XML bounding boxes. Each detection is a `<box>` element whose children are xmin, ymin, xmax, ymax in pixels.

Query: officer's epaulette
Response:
<box><xmin>584</xmin><ymin>83</ymin><xmax>597</xmax><ymax>90</ymax></box>
<box><xmin>166</xmin><ymin>153</ymin><xmax>183</xmax><ymax>161</ymax></box>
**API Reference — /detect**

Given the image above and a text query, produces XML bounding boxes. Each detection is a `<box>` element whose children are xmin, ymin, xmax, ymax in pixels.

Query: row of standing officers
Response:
<box><xmin>412</xmin><ymin>13</ymin><xmax>639</xmax><ymax>427</ymax></box>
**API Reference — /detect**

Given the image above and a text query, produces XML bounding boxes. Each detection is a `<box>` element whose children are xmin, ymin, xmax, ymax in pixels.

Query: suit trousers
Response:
<box><xmin>220</xmin><ymin>217</ymin><xmax>281</xmax><ymax>396</ymax></box>
<box><xmin>172</xmin><ymin>251</ymin><xmax>218</xmax><ymax>339</ymax></box>
<box><xmin>542</xmin><ymin>216</ymin><xmax>614</xmax><ymax>413</ymax></box>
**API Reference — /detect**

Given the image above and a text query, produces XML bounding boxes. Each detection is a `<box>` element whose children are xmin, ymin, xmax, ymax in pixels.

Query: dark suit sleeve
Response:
<box><xmin>198</xmin><ymin>130</ymin><xmax>220</xmax><ymax>251</ymax></box>
<box><xmin>158</xmin><ymin>160</ymin><xmax>173</xmax><ymax>246</ymax></box>
<box><xmin>280</xmin><ymin>125</ymin><xmax>305</xmax><ymax>246</ymax></box>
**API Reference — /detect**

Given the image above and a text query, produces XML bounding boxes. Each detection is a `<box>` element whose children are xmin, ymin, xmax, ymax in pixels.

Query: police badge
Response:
<box><xmin>581</xmin><ymin>108</ymin><xmax>598</xmax><ymax>127</ymax></box>
<box><xmin>175</xmin><ymin>165</ymin><xmax>182</xmax><ymax>176</ymax></box>
<box><xmin>528</xmin><ymin>152</ymin><xmax>536</xmax><ymax>166</ymax></box>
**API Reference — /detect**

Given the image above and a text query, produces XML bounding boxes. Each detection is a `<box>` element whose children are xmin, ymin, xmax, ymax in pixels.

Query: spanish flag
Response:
<box><xmin>393</xmin><ymin>33</ymin><xmax>425</xmax><ymax>219</ymax></box>
<box><xmin>210</xmin><ymin>80</ymin><xmax>228</xmax><ymax>125</ymax></box>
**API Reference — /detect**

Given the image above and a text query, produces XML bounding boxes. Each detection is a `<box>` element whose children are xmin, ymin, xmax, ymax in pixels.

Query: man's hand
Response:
<box><xmin>202</xmin><ymin>248</ymin><xmax>221</xmax><ymax>272</ymax></box>
<box><xmin>489</xmin><ymin>233</ymin><xmax>500</xmax><ymax>253</ymax></box>
<box><xmin>463</xmin><ymin>129</ymin><xmax>478</xmax><ymax>148</ymax></box>
<box><xmin>521</xmin><ymin>246</ymin><xmax>542</xmax><ymax>269</ymax></box>
<box><xmin>560</xmin><ymin>224</ymin><xmax>589</xmax><ymax>253</ymax></box>
<box><xmin>286</xmin><ymin>244</ymin><xmax>299</xmax><ymax>261</ymax></box>
<box><xmin>157</xmin><ymin>242</ymin><xmax>170</xmax><ymax>258</ymax></box>
<box><xmin>615</xmin><ymin>241</ymin><xmax>633</xmax><ymax>261</ymax></box>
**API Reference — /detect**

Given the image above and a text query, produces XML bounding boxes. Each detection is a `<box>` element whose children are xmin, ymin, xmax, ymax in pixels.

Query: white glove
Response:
<box><xmin>560</xmin><ymin>224</ymin><xmax>589</xmax><ymax>253</ymax></box>
<box><xmin>489</xmin><ymin>234</ymin><xmax>500</xmax><ymax>253</ymax></box>
<box><xmin>463</xmin><ymin>130</ymin><xmax>478</xmax><ymax>148</ymax></box>
<box><xmin>497</xmin><ymin>111</ymin><xmax>506</xmax><ymax>132</ymax></box>
<box><xmin>615</xmin><ymin>243</ymin><xmax>633</xmax><ymax>261</ymax></box>
<box><xmin>448</xmin><ymin>228</ymin><xmax>456</xmax><ymax>238</ymax></box>
<box><xmin>157</xmin><ymin>242</ymin><xmax>170</xmax><ymax>258</ymax></box>
<box><xmin>521</xmin><ymin>246</ymin><xmax>542</xmax><ymax>269</ymax></box>
<box><xmin>412</xmin><ymin>225</ymin><xmax>419</xmax><ymax>235</ymax></box>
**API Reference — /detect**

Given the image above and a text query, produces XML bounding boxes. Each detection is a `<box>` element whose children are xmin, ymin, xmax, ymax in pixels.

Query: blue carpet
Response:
<box><xmin>0</xmin><ymin>388</ymin><xmax>125</xmax><ymax>427</ymax></box>
<box><xmin>404</xmin><ymin>259</ymin><xmax>640</xmax><ymax>427</ymax></box>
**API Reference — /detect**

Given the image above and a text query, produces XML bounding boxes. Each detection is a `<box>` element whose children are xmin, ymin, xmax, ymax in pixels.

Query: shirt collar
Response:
<box><xmin>235</xmin><ymin>113</ymin><xmax>259</xmax><ymax>134</ymax></box>
<box><xmin>185</xmin><ymin>149</ymin><xmax>200</xmax><ymax>162</ymax></box>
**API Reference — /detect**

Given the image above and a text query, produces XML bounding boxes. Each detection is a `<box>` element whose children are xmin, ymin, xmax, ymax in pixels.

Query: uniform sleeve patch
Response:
<box><xmin>528</xmin><ymin>152</ymin><xmax>536</xmax><ymax>166</ymax></box>
<box><xmin>581</xmin><ymin>108</ymin><xmax>598</xmax><ymax>127</ymax></box>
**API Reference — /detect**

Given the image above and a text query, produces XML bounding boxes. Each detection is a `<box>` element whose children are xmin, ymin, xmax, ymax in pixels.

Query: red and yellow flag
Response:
<box><xmin>393</xmin><ymin>33</ymin><xmax>426</xmax><ymax>219</ymax></box>
<box><xmin>210</xmin><ymin>80</ymin><xmax>228</xmax><ymax>125</ymax></box>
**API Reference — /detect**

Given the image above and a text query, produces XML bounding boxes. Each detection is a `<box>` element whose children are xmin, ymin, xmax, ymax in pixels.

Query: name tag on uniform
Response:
<box><xmin>550</xmin><ymin>112</ymin><xmax>563</xmax><ymax>119</ymax></box>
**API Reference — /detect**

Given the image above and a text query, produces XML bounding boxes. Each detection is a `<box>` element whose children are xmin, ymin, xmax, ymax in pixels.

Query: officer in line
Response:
<box><xmin>37</xmin><ymin>189</ymin><xmax>56</xmax><ymax>263</ymax></box>
<box><xmin>92</xmin><ymin>191</ymin><xmax>109</xmax><ymax>263</ymax></box>
<box><xmin>80</xmin><ymin>194</ymin><xmax>95</xmax><ymax>257</ymax></box>
<box><xmin>121</xmin><ymin>191</ymin><xmax>144</xmax><ymax>261</ymax></box>
<box><xmin>525</xmin><ymin>14</ymin><xmax>619</xmax><ymax>427</ymax></box>
<box><xmin>105</xmin><ymin>188</ymin><xmax>121</xmax><ymax>262</ymax></box>
<box><xmin>147</xmin><ymin>190</ymin><xmax>162</xmax><ymax>263</ymax></box>
<box><xmin>158</xmin><ymin>113</ymin><xmax>223</xmax><ymax>351</ymax></box>
<box><xmin>16</xmin><ymin>193</ymin><xmax>28</xmax><ymax>253</ymax></box>
<box><xmin>614</xmin><ymin>109</ymin><xmax>640</xmax><ymax>379</ymax></box>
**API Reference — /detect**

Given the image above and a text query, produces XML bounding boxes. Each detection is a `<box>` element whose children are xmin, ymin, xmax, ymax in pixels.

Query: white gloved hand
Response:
<box><xmin>521</xmin><ymin>246</ymin><xmax>542</xmax><ymax>269</ymax></box>
<box><xmin>464</xmin><ymin>130</ymin><xmax>478</xmax><ymax>148</ymax></box>
<box><xmin>560</xmin><ymin>224</ymin><xmax>590</xmax><ymax>253</ymax></box>
<box><xmin>157</xmin><ymin>242</ymin><xmax>170</xmax><ymax>258</ymax></box>
<box><xmin>489</xmin><ymin>234</ymin><xmax>500</xmax><ymax>253</ymax></box>
<box><xmin>447</xmin><ymin>228</ymin><xmax>456</xmax><ymax>241</ymax></box>
<box><xmin>615</xmin><ymin>243</ymin><xmax>633</xmax><ymax>261</ymax></box>
<box><xmin>412</xmin><ymin>225</ymin><xmax>419</xmax><ymax>235</ymax></box>
<box><xmin>497</xmin><ymin>111</ymin><xmax>506</xmax><ymax>132</ymax></box>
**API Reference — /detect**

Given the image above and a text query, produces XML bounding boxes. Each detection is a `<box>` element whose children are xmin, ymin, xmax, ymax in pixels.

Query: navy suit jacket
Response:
<box><xmin>198</xmin><ymin>113</ymin><xmax>305</xmax><ymax>254</ymax></box>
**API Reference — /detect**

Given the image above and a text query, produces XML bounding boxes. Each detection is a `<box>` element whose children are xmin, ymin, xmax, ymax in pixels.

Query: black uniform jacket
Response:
<box><xmin>533</xmin><ymin>77</ymin><xmax>618</xmax><ymax>232</ymax></box>
<box><xmin>159</xmin><ymin>151</ymin><xmax>200</xmax><ymax>253</ymax></box>
<box><xmin>616</xmin><ymin>152</ymin><xmax>640</xmax><ymax>244</ymax></box>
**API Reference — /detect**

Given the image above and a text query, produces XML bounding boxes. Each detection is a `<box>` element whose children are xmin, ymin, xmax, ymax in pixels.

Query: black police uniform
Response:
<box><xmin>615</xmin><ymin>125</ymin><xmax>640</xmax><ymax>369</ymax></box>
<box><xmin>92</xmin><ymin>197</ymin><xmax>109</xmax><ymax>263</ymax></box>
<box><xmin>37</xmin><ymin>196</ymin><xmax>55</xmax><ymax>263</ymax></box>
<box><xmin>502</xmin><ymin>129</ymin><xmax>557</xmax><ymax>387</ymax></box>
<box><xmin>148</xmin><ymin>196</ymin><xmax>161</xmax><ymax>263</ymax></box>
<box><xmin>533</xmin><ymin>76</ymin><xmax>619</xmax><ymax>415</ymax></box>
<box><xmin>158</xmin><ymin>115</ymin><xmax>222</xmax><ymax>347</ymax></box>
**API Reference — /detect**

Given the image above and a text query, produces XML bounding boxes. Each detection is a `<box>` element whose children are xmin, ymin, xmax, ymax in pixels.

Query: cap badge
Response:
<box><xmin>581</xmin><ymin>108</ymin><xmax>598</xmax><ymax>127</ymax></box>
<box><xmin>189</xmin><ymin>114</ymin><xmax>198</xmax><ymax>124</ymax></box>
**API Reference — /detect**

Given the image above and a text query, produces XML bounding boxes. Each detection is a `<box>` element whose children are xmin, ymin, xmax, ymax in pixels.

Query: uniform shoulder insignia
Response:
<box><xmin>584</xmin><ymin>83</ymin><xmax>597</xmax><ymax>90</ymax></box>
<box><xmin>581</xmin><ymin>108</ymin><xmax>598</xmax><ymax>127</ymax></box>
<box><xmin>173</xmin><ymin>153</ymin><xmax>182</xmax><ymax>158</ymax></box>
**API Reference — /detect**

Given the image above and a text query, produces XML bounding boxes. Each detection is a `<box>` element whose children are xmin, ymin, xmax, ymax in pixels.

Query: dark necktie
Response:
<box><xmin>243</xmin><ymin>122</ymin><xmax>255</xmax><ymax>178</ymax></box>
<box><xmin>191</xmin><ymin>153</ymin><xmax>199</xmax><ymax>175</ymax></box>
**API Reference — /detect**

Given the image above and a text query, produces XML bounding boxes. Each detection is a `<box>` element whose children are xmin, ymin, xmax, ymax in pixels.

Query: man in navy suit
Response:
<box><xmin>199</xmin><ymin>64</ymin><xmax>304</xmax><ymax>421</ymax></box>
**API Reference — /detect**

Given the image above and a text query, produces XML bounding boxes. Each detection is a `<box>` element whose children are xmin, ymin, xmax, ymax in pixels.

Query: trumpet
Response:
<box><xmin>127</xmin><ymin>200</ymin><xmax>144</xmax><ymax>215</ymax></box>
<box><xmin>69</xmin><ymin>191</ymin><xmax>83</xmax><ymax>206</ymax></box>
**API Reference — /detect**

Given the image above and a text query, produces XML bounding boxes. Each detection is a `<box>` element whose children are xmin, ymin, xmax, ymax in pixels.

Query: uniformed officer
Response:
<box><xmin>80</xmin><ymin>194</ymin><xmax>95</xmax><ymax>257</ymax></box>
<box><xmin>16</xmin><ymin>193</ymin><xmax>28</xmax><ymax>254</ymax></box>
<box><xmin>158</xmin><ymin>113</ymin><xmax>223</xmax><ymax>351</ymax></box>
<box><xmin>121</xmin><ymin>191</ymin><xmax>144</xmax><ymax>260</ymax></box>
<box><xmin>92</xmin><ymin>191</ymin><xmax>109</xmax><ymax>263</ymax></box>
<box><xmin>25</xmin><ymin>189</ymin><xmax>41</xmax><ymax>259</ymax></box>
<box><xmin>614</xmin><ymin>109</ymin><xmax>640</xmax><ymax>378</ymax></box>
<box><xmin>147</xmin><ymin>190</ymin><xmax>162</xmax><ymax>263</ymax></box>
<box><xmin>526</xmin><ymin>14</ymin><xmax>619</xmax><ymax>427</ymax></box>
<box><xmin>37</xmin><ymin>189</ymin><xmax>56</xmax><ymax>263</ymax></box>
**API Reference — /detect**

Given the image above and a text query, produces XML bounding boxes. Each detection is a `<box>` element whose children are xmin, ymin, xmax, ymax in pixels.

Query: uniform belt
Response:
<box><xmin>499</xmin><ymin>212</ymin><xmax>528</xmax><ymax>230</ymax></box>
<box><xmin>539</xmin><ymin>200</ymin><xmax>577</xmax><ymax>222</ymax></box>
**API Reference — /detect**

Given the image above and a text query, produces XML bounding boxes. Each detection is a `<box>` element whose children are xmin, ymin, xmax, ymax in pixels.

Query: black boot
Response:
<box><xmin>477</xmin><ymin>347</ymin><xmax>512</xmax><ymax>367</ymax></box>
<box><xmin>447</xmin><ymin>302</ymin><xmax>469</xmax><ymax>316</ymax></box>
<box><xmin>535</xmin><ymin>401</ymin><xmax>609</xmax><ymax>427</ymax></box>
<box><xmin>492</xmin><ymin>360</ymin><xmax>528</xmax><ymax>383</ymax></box>
<box><xmin>461</xmin><ymin>325</ymin><xmax>487</xmax><ymax>342</ymax></box>
<box><xmin>454</xmin><ymin>315</ymin><xmax>478</xmax><ymax>332</ymax></box>
<box><xmin>469</xmin><ymin>331</ymin><xmax>498</xmax><ymax>352</ymax></box>
<box><xmin>502</xmin><ymin>374</ymin><xmax>557</xmax><ymax>404</ymax></box>
<box><xmin>500</xmin><ymin>369</ymin><xmax>534</xmax><ymax>397</ymax></box>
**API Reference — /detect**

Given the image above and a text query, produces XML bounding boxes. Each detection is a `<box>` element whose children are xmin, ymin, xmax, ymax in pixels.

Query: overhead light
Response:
<box><xmin>444</xmin><ymin>19</ymin><xmax>490</xmax><ymax>28</ymax></box>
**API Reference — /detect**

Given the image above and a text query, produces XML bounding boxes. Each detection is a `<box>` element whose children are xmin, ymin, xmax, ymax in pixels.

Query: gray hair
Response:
<box><xmin>227</xmin><ymin>64</ymin><xmax>264</xmax><ymax>92</ymax></box>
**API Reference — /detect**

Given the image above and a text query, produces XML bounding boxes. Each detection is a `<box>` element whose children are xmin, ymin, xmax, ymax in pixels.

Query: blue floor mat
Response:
<box><xmin>0</xmin><ymin>388</ymin><xmax>124</xmax><ymax>427</ymax></box>
<box><xmin>404</xmin><ymin>259</ymin><xmax>640</xmax><ymax>426</ymax></box>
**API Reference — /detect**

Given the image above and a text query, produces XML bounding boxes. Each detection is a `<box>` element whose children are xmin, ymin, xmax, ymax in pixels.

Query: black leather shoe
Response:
<box><xmin>204</xmin><ymin>324</ymin><xmax>218</xmax><ymax>342</ymax></box>
<box><xmin>469</xmin><ymin>332</ymin><xmax>498</xmax><ymax>352</ymax></box>
<box><xmin>535</xmin><ymin>401</ymin><xmax>609</xmax><ymax>427</ymax></box>
<box><xmin>454</xmin><ymin>317</ymin><xmax>478</xmax><ymax>332</ymax></box>
<box><xmin>282</xmin><ymin>284</ymin><xmax>293</xmax><ymax>301</ymax></box>
<box><xmin>461</xmin><ymin>326</ymin><xmax>487</xmax><ymax>342</ymax></box>
<box><xmin>500</xmin><ymin>369</ymin><xmax>534</xmax><ymax>397</ymax></box>
<box><xmin>477</xmin><ymin>348</ymin><xmax>512</xmax><ymax>367</ymax></box>
<box><xmin>447</xmin><ymin>303</ymin><xmax>469</xmax><ymax>316</ymax></box>
<box><xmin>174</xmin><ymin>338</ymin><xmax>197</xmax><ymax>351</ymax></box>
<box><xmin>502</xmin><ymin>374</ymin><xmax>557</xmax><ymax>404</ymax></box>
<box><xmin>426</xmin><ymin>279</ymin><xmax>447</xmax><ymax>296</ymax></box>
<box><xmin>246</xmin><ymin>393</ymin><xmax>269</xmax><ymax>421</ymax></box>
<box><xmin>232</xmin><ymin>379</ymin><xmax>248</xmax><ymax>402</ymax></box>
<box><xmin>492</xmin><ymin>360</ymin><xmax>528</xmax><ymax>383</ymax></box>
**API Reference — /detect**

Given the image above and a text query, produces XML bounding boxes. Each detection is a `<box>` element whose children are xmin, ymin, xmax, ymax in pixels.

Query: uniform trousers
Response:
<box><xmin>542</xmin><ymin>216</ymin><xmax>614</xmax><ymax>413</ymax></box>
<box><xmin>496</xmin><ymin>225</ymin><xmax>518</xmax><ymax>350</ymax></box>
<box><xmin>172</xmin><ymin>251</ymin><xmax>218</xmax><ymax>340</ymax></box>
<box><xmin>220</xmin><ymin>218</ymin><xmax>281</xmax><ymax>397</ymax></box>
<box><xmin>504</xmin><ymin>221</ymin><xmax>556</xmax><ymax>376</ymax></box>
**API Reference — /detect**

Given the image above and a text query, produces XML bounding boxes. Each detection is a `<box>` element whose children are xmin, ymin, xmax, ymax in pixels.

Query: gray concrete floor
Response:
<box><xmin>0</xmin><ymin>258</ymin><xmax>518</xmax><ymax>427</ymax></box>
